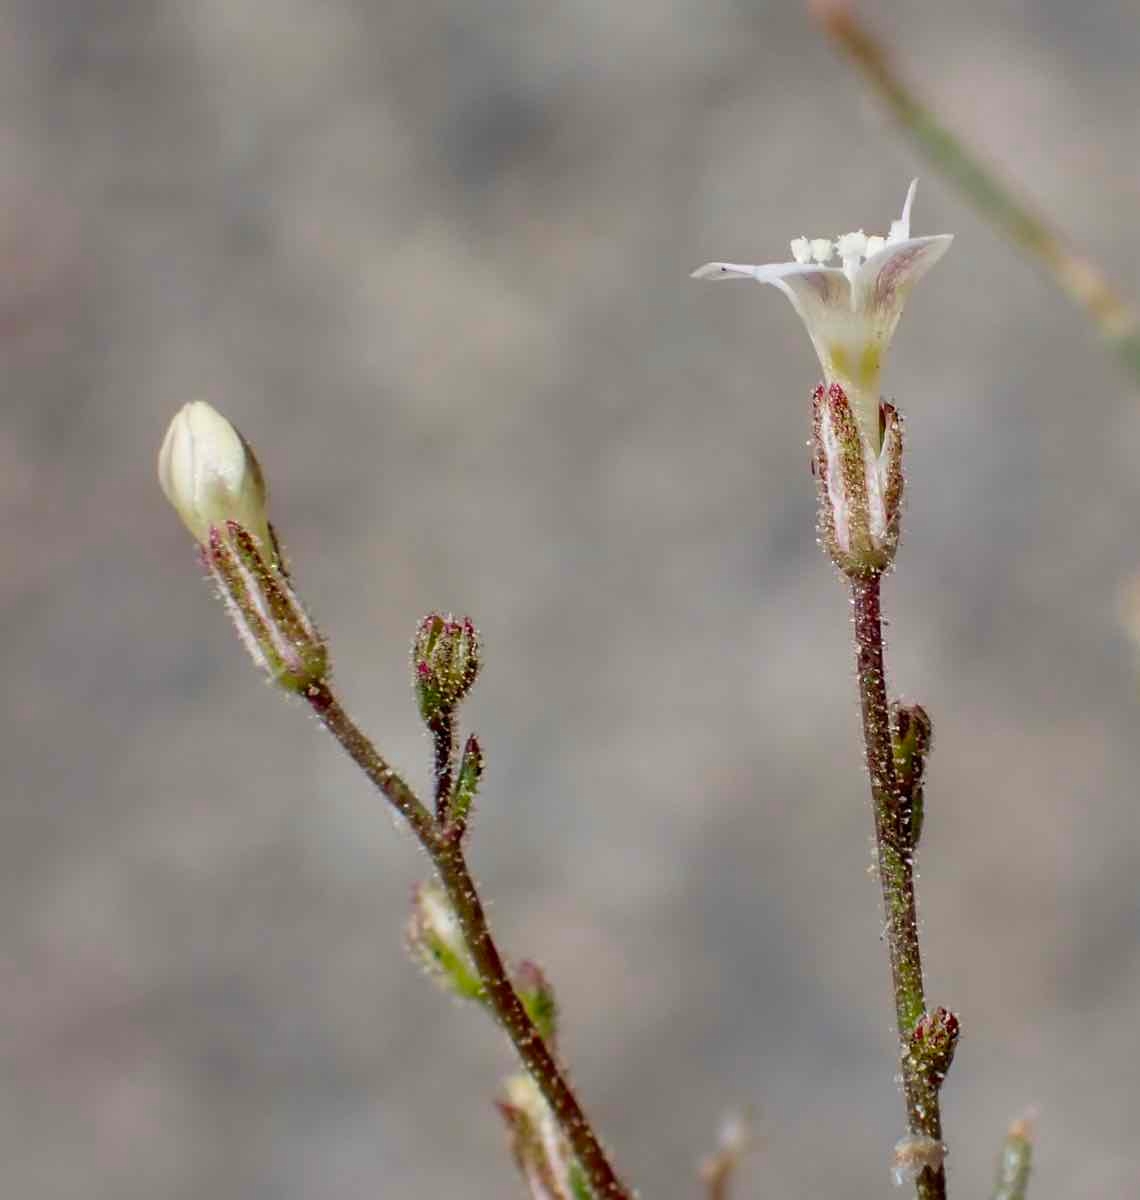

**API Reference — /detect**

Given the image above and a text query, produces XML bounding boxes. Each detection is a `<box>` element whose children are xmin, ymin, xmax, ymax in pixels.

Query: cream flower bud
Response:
<box><xmin>159</xmin><ymin>402</ymin><xmax>328</xmax><ymax>693</ymax></box>
<box><xmin>158</xmin><ymin>401</ymin><xmax>274</xmax><ymax>557</ymax></box>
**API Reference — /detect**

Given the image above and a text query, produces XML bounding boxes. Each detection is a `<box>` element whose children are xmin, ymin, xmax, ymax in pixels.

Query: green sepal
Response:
<box><xmin>447</xmin><ymin>734</ymin><xmax>484</xmax><ymax>830</ymax></box>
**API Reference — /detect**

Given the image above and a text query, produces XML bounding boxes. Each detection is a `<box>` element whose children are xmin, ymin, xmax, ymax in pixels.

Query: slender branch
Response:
<box><xmin>306</xmin><ymin>682</ymin><xmax>438</xmax><ymax>846</ymax></box>
<box><xmin>305</xmin><ymin>681</ymin><xmax>632</xmax><ymax>1200</ymax></box>
<box><xmin>810</xmin><ymin>0</ymin><xmax>1140</xmax><ymax>385</ymax></box>
<box><xmin>850</xmin><ymin>577</ymin><xmax>945</xmax><ymax>1200</ymax></box>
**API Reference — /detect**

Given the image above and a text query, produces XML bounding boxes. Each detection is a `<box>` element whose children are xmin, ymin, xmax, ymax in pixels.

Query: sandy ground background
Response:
<box><xmin>4</xmin><ymin>1</ymin><xmax>1140</xmax><ymax>1196</ymax></box>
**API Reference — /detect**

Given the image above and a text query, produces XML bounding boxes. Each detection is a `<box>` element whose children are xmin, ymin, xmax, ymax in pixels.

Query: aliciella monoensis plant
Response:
<box><xmin>693</xmin><ymin>181</ymin><xmax>969</xmax><ymax>1200</ymax></box>
<box><xmin>157</xmin><ymin>181</ymin><xmax>1027</xmax><ymax>1200</ymax></box>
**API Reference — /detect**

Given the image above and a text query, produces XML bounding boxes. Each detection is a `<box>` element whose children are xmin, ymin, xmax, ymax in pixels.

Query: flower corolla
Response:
<box><xmin>692</xmin><ymin>181</ymin><xmax>952</xmax><ymax>446</ymax></box>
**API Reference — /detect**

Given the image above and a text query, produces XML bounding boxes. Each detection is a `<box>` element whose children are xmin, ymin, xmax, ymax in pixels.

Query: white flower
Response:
<box><xmin>158</xmin><ymin>400</ymin><xmax>274</xmax><ymax>554</ymax></box>
<box><xmin>692</xmin><ymin>181</ymin><xmax>952</xmax><ymax>446</ymax></box>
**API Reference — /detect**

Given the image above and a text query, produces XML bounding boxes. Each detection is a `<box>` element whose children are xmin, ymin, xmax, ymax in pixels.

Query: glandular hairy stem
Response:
<box><xmin>850</xmin><ymin>576</ymin><xmax>947</xmax><ymax>1200</ymax></box>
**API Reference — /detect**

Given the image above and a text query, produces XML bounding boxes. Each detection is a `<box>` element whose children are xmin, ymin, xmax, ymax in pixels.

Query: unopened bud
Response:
<box><xmin>158</xmin><ymin>401</ymin><xmax>275</xmax><ymax>559</ymax></box>
<box><xmin>412</xmin><ymin>614</ymin><xmax>481</xmax><ymax>726</ymax></box>
<box><xmin>498</xmin><ymin>1074</ymin><xmax>585</xmax><ymax>1200</ymax></box>
<box><xmin>891</xmin><ymin>702</ymin><xmax>933</xmax><ymax>847</ymax></box>
<box><xmin>158</xmin><ymin>403</ymin><xmax>323</xmax><ymax>692</ymax></box>
<box><xmin>514</xmin><ymin>960</ymin><xmax>558</xmax><ymax>1044</ymax></box>
<box><xmin>812</xmin><ymin>383</ymin><xmax>903</xmax><ymax>577</ymax></box>
<box><xmin>909</xmin><ymin>1006</ymin><xmax>960</xmax><ymax>1082</ymax></box>
<box><xmin>206</xmin><ymin>521</ymin><xmax>328</xmax><ymax>692</ymax></box>
<box><xmin>405</xmin><ymin>882</ymin><xmax>483</xmax><ymax>1003</ymax></box>
<box><xmin>444</xmin><ymin>734</ymin><xmax>484</xmax><ymax>837</ymax></box>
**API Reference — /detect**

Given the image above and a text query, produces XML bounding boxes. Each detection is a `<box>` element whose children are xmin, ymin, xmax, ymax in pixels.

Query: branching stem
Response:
<box><xmin>850</xmin><ymin>576</ymin><xmax>946</xmax><ymax>1200</ymax></box>
<box><xmin>305</xmin><ymin>681</ymin><xmax>631</xmax><ymax>1200</ymax></box>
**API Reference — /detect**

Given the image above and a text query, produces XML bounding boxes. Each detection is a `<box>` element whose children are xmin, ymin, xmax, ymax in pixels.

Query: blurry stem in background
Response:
<box><xmin>701</xmin><ymin>1158</ymin><xmax>732</xmax><ymax>1200</ymax></box>
<box><xmin>699</xmin><ymin>1109</ymin><xmax>755</xmax><ymax>1200</ymax></box>
<box><xmin>991</xmin><ymin>1113</ymin><xmax>1034</xmax><ymax>1200</ymax></box>
<box><xmin>809</xmin><ymin>0</ymin><xmax>1140</xmax><ymax>386</ymax></box>
<box><xmin>850</xmin><ymin>577</ymin><xmax>947</xmax><ymax>1200</ymax></box>
<box><xmin>305</xmin><ymin>681</ymin><xmax>632</xmax><ymax>1200</ymax></box>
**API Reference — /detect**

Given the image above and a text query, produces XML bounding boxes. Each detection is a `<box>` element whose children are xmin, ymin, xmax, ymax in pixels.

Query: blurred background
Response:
<box><xmin>4</xmin><ymin>1</ymin><xmax>1140</xmax><ymax>1196</ymax></box>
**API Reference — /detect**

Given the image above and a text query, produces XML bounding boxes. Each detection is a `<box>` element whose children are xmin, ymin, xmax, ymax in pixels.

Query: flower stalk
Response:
<box><xmin>851</xmin><ymin>575</ymin><xmax>948</xmax><ymax>1200</ymax></box>
<box><xmin>693</xmin><ymin>180</ymin><xmax>959</xmax><ymax>1194</ymax></box>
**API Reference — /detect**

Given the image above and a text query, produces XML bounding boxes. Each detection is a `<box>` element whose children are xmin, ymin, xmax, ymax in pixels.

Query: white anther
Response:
<box><xmin>790</xmin><ymin>237</ymin><xmax>812</xmax><ymax>264</ymax></box>
<box><xmin>810</xmin><ymin>238</ymin><xmax>834</xmax><ymax>264</ymax></box>
<box><xmin>836</xmin><ymin>230</ymin><xmax>869</xmax><ymax>263</ymax></box>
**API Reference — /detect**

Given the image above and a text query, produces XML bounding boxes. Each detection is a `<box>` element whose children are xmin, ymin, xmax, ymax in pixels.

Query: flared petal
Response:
<box><xmin>693</xmin><ymin>259</ymin><xmax>870</xmax><ymax>406</ymax></box>
<box><xmin>691</xmin><ymin>261</ymin><xmax>844</xmax><ymax>286</ymax></box>
<box><xmin>852</xmin><ymin>234</ymin><xmax>954</xmax><ymax>339</ymax></box>
<box><xmin>692</xmin><ymin>260</ymin><xmax>851</xmax><ymax>333</ymax></box>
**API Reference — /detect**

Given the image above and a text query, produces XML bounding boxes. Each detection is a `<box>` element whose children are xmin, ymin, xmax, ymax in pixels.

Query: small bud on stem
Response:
<box><xmin>412</xmin><ymin>613</ymin><xmax>482</xmax><ymax>727</ymax></box>
<box><xmin>405</xmin><ymin>882</ymin><xmax>485</xmax><ymax>1003</ymax></box>
<box><xmin>513</xmin><ymin>960</ymin><xmax>558</xmax><ymax>1045</ymax></box>
<box><xmin>443</xmin><ymin>733</ymin><xmax>484</xmax><ymax>839</ymax></box>
<box><xmin>909</xmin><ymin>1006</ymin><xmax>960</xmax><ymax>1082</ymax></box>
<box><xmin>891</xmin><ymin>702</ymin><xmax>933</xmax><ymax>849</ymax></box>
